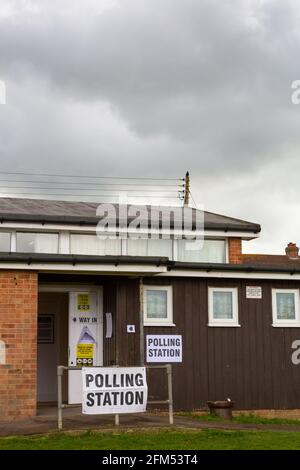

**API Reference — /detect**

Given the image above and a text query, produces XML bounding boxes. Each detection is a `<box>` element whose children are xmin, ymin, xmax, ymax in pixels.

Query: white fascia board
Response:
<box><xmin>0</xmin><ymin>222</ymin><xmax>259</xmax><ymax>239</ymax></box>
<box><xmin>203</xmin><ymin>230</ymin><xmax>259</xmax><ymax>240</ymax></box>
<box><xmin>0</xmin><ymin>222</ymin><xmax>97</xmax><ymax>232</ymax></box>
<box><xmin>0</xmin><ymin>262</ymin><xmax>167</xmax><ymax>274</ymax></box>
<box><xmin>157</xmin><ymin>269</ymin><xmax>300</xmax><ymax>281</ymax></box>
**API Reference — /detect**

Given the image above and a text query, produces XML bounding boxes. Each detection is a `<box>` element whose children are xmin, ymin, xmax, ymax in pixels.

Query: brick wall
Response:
<box><xmin>228</xmin><ymin>238</ymin><xmax>242</xmax><ymax>264</ymax></box>
<box><xmin>0</xmin><ymin>271</ymin><xmax>38</xmax><ymax>421</ymax></box>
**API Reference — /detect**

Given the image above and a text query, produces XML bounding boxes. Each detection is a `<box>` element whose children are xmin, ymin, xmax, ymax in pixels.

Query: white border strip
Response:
<box><xmin>0</xmin><ymin>261</ymin><xmax>298</xmax><ymax>279</ymax></box>
<box><xmin>0</xmin><ymin>262</ymin><xmax>167</xmax><ymax>274</ymax></box>
<box><xmin>0</xmin><ymin>222</ymin><xmax>259</xmax><ymax>239</ymax></box>
<box><xmin>158</xmin><ymin>269</ymin><xmax>300</xmax><ymax>281</ymax></box>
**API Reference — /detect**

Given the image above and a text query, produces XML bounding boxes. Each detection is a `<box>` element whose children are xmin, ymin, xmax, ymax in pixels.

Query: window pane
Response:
<box><xmin>127</xmin><ymin>239</ymin><xmax>147</xmax><ymax>256</ymax></box>
<box><xmin>0</xmin><ymin>232</ymin><xmax>11</xmax><ymax>251</ymax></box>
<box><xmin>70</xmin><ymin>234</ymin><xmax>121</xmax><ymax>256</ymax></box>
<box><xmin>178</xmin><ymin>239</ymin><xmax>226</xmax><ymax>263</ymax></box>
<box><xmin>127</xmin><ymin>239</ymin><xmax>173</xmax><ymax>258</ymax></box>
<box><xmin>146</xmin><ymin>290</ymin><xmax>167</xmax><ymax>319</ymax></box>
<box><xmin>148</xmin><ymin>239</ymin><xmax>173</xmax><ymax>258</ymax></box>
<box><xmin>213</xmin><ymin>291</ymin><xmax>233</xmax><ymax>319</ymax></box>
<box><xmin>17</xmin><ymin>232</ymin><xmax>58</xmax><ymax>253</ymax></box>
<box><xmin>276</xmin><ymin>293</ymin><xmax>296</xmax><ymax>320</ymax></box>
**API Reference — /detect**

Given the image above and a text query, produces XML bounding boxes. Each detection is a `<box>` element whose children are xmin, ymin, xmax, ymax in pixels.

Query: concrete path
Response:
<box><xmin>1</xmin><ymin>407</ymin><xmax>300</xmax><ymax>437</ymax></box>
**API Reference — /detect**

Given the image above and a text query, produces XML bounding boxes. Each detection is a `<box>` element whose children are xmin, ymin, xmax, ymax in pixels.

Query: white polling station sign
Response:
<box><xmin>146</xmin><ymin>335</ymin><xmax>182</xmax><ymax>363</ymax></box>
<box><xmin>82</xmin><ymin>367</ymin><xmax>148</xmax><ymax>415</ymax></box>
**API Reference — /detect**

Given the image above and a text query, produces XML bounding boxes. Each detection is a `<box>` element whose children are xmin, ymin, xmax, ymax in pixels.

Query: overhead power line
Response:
<box><xmin>0</xmin><ymin>170</ymin><xmax>182</xmax><ymax>181</ymax></box>
<box><xmin>0</xmin><ymin>185</ymin><xmax>183</xmax><ymax>193</ymax></box>
<box><xmin>0</xmin><ymin>170</ymin><xmax>186</xmax><ymax>203</ymax></box>
<box><xmin>0</xmin><ymin>179</ymin><xmax>181</xmax><ymax>187</ymax></box>
<box><xmin>189</xmin><ymin>190</ymin><xmax>198</xmax><ymax>209</ymax></box>
<box><xmin>0</xmin><ymin>192</ymin><xmax>182</xmax><ymax>199</ymax></box>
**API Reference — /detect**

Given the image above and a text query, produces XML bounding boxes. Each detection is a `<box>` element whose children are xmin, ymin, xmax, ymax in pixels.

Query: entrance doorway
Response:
<box><xmin>37</xmin><ymin>286</ymin><xmax>103</xmax><ymax>405</ymax></box>
<box><xmin>37</xmin><ymin>292</ymin><xmax>68</xmax><ymax>403</ymax></box>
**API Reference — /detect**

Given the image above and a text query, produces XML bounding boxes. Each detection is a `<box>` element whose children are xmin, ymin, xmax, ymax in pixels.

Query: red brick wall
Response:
<box><xmin>0</xmin><ymin>271</ymin><xmax>38</xmax><ymax>421</ymax></box>
<box><xmin>228</xmin><ymin>238</ymin><xmax>242</xmax><ymax>264</ymax></box>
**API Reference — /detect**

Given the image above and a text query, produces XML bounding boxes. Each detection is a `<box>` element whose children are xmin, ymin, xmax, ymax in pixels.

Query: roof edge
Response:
<box><xmin>0</xmin><ymin>253</ymin><xmax>298</xmax><ymax>274</ymax></box>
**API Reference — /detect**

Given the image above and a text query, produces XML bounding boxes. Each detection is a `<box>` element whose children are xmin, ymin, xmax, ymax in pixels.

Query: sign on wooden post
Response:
<box><xmin>82</xmin><ymin>367</ymin><xmax>148</xmax><ymax>415</ymax></box>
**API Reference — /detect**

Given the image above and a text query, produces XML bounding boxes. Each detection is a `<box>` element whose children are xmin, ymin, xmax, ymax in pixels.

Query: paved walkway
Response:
<box><xmin>1</xmin><ymin>407</ymin><xmax>300</xmax><ymax>437</ymax></box>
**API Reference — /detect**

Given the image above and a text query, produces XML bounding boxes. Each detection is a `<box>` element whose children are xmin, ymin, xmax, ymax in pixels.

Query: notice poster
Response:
<box><xmin>82</xmin><ymin>367</ymin><xmax>148</xmax><ymax>415</ymax></box>
<box><xmin>246</xmin><ymin>286</ymin><xmax>262</xmax><ymax>299</ymax></box>
<box><xmin>146</xmin><ymin>335</ymin><xmax>183</xmax><ymax>363</ymax></box>
<box><xmin>76</xmin><ymin>344</ymin><xmax>94</xmax><ymax>366</ymax></box>
<box><xmin>77</xmin><ymin>293</ymin><xmax>90</xmax><ymax>311</ymax></box>
<box><xmin>76</xmin><ymin>326</ymin><xmax>96</xmax><ymax>366</ymax></box>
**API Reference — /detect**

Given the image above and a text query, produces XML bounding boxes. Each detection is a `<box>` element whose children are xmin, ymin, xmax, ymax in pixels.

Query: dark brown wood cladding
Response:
<box><xmin>103</xmin><ymin>281</ymin><xmax>117</xmax><ymax>366</ymax></box>
<box><xmin>105</xmin><ymin>277</ymin><xmax>300</xmax><ymax>411</ymax></box>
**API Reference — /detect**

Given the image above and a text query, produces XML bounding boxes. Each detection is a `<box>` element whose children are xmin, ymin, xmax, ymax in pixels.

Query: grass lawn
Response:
<box><xmin>1</xmin><ymin>428</ymin><xmax>300</xmax><ymax>450</ymax></box>
<box><xmin>180</xmin><ymin>412</ymin><xmax>300</xmax><ymax>426</ymax></box>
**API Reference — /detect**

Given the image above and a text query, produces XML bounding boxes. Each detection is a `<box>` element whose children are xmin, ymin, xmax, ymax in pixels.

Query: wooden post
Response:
<box><xmin>184</xmin><ymin>171</ymin><xmax>190</xmax><ymax>207</ymax></box>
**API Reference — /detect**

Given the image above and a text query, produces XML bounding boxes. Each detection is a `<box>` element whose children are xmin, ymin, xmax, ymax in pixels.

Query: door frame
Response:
<box><xmin>38</xmin><ymin>283</ymin><xmax>104</xmax><ymax>370</ymax></box>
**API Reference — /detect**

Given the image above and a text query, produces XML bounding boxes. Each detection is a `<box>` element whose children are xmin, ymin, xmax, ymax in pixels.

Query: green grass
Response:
<box><xmin>1</xmin><ymin>428</ymin><xmax>300</xmax><ymax>450</ymax></box>
<box><xmin>180</xmin><ymin>412</ymin><xmax>300</xmax><ymax>426</ymax></box>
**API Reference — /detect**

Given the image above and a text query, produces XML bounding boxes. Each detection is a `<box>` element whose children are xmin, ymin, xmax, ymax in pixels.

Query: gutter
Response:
<box><xmin>168</xmin><ymin>261</ymin><xmax>300</xmax><ymax>275</ymax></box>
<box><xmin>0</xmin><ymin>253</ymin><xmax>169</xmax><ymax>267</ymax></box>
<box><xmin>0</xmin><ymin>253</ymin><xmax>298</xmax><ymax>275</ymax></box>
<box><xmin>0</xmin><ymin>213</ymin><xmax>261</xmax><ymax>234</ymax></box>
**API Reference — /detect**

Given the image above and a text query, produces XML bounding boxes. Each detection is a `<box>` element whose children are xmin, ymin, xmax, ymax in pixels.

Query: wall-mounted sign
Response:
<box><xmin>82</xmin><ymin>367</ymin><xmax>148</xmax><ymax>415</ymax></box>
<box><xmin>246</xmin><ymin>286</ymin><xmax>262</xmax><ymax>299</ymax></box>
<box><xmin>105</xmin><ymin>313</ymin><xmax>113</xmax><ymax>339</ymax></box>
<box><xmin>76</xmin><ymin>326</ymin><xmax>96</xmax><ymax>366</ymax></box>
<box><xmin>127</xmin><ymin>325</ymin><xmax>135</xmax><ymax>333</ymax></box>
<box><xmin>146</xmin><ymin>335</ymin><xmax>182</xmax><ymax>363</ymax></box>
<box><xmin>77</xmin><ymin>293</ymin><xmax>90</xmax><ymax>311</ymax></box>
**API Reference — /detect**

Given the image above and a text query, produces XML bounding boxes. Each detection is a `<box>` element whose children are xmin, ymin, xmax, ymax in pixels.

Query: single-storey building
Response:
<box><xmin>0</xmin><ymin>197</ymin><xmax>300</xmax><ymax>421</ymax></box>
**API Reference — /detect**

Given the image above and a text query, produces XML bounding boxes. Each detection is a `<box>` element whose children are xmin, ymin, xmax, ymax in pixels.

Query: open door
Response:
<box><xmin>68</xmin><ymin>289</ymin><xmax>103</xmax><ymax>404</ymax></box>
<box><xmin>37</xmin><ymin>292</ymin><xmax>68</xmax><ymax>403</ymax></box>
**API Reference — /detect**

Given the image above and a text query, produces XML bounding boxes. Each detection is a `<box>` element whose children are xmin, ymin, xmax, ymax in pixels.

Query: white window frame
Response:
<box><xmin>208</xmin><ymin>287</ymin><xmax>240</xmax><ymax>327</ymax></box>
<box><xmin>272</xmin><ymin>289</ymin><xmax>300</xmax><ymax>327</ymax></box>
<box><xmin>143</xmin><ymin>285</ymin><xmax>174</xmax><ymax>326</ymax></box>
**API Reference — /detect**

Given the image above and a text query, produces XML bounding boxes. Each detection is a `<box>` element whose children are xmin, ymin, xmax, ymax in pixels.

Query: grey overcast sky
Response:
<box><xmin>0</xmin><ymin>0</ymin><xmax>300</xmax><ymax>253</ymax></box>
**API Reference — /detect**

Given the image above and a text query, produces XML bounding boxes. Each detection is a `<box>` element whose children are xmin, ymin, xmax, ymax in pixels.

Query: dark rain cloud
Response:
<box><xmin>0</xmin><ymin>0</ymin><xmax>300</xmax><ymax>252</ymax></box>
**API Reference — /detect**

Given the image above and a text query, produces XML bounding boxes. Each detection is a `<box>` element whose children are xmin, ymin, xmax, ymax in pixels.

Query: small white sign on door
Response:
<box><xmin>246</xmin><ymin>286</ymin><xmax>262</xmax><ymax>299</ymax></box>
<box><xmin>82</xmin><ymin>367</ymin><xmax>148</xmax><ymax>415</ymax></box>
<box><xmin>146</xmin><ymin>335</ymin><xmax>182</xmax><ymax>363</ymax></box>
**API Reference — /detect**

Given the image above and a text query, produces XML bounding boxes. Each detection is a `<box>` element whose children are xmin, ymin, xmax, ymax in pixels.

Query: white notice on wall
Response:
<box><xmin>146</xmin><ymin>335</ymin><xmax>182</xmax><ymax>363</ymax></box>
<box><xmin>105</xmin><ymin>313</ymin><xmax>113</xmax><ymax>339</ymax></box>
<box><xmin>246</xmin><ymin>286</ymin><xmax>262</xmax><ymax>299</ymax></box>
<box><xmin>82</xmin><ymin>367</ymin><xmax>148</xmax><ymax>415</ymax></box>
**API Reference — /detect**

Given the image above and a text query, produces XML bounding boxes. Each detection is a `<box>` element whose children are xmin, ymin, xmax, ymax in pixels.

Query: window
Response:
<box><xmin>70</xmin><ymin>234</ymin><xmax>121</xmax><ymax>256</ymax></box>
<box><xmin>16</xmin><ymin>232</ymin><xmax>58</xmax><ymax>253</ymax></box>
<box><xmin>272</xmin><ymin>289</ymin><xmax>300</xmax><ymax>327</ymax></box>
<box><xmin>208</xmin><ymin>287</ymin><xmax>239</xmax><ymax>327</ymax></box>
<box><xmin>127</xmin><ymin>238</ymin><xmax>173</xmax><ymax>258</ymax></box>
<box><xmin>144</xmin><ymin>285</ymin><xmax>173</xmax><ymax>326</ymax></box>
<box><xmin>0</xmin><ymin>232</ymin><xmax>11</xmax><ymax>252</ymax></box>
<box><xmin>177</xmin><ymin>239</ymin><xmax>226</xmax><ymax>263</ymax></box>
